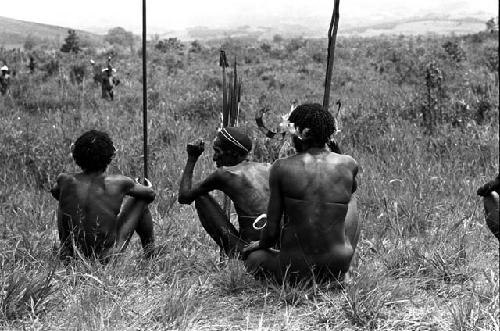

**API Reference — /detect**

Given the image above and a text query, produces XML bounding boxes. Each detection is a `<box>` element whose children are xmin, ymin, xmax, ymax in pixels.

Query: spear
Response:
<box><xmin>142</xmin><ymin>0</ymin><xmax>148</xmax><ymax>181</ymax></box>
<box><xmin>220</xmin><ymin>50</ymin><xmax>229</xmax><ymax>127</ymax></box>
<box><xmin>229</xmin><ymin>57</ymin><xmax>241</xmax><ymax>127</ymax></box>
<box><xmin>323</xmin><ymin>0</ymin><xmax>340</xmax><ymax>112</ymax></box>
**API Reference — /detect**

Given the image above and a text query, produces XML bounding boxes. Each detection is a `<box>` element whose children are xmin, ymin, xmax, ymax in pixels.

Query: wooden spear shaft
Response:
<box><xmin>142</xmin><ymin>0</ymin><xmax>148</xmax><ymax>180</ymax></box>
<box><xmin>220</xmin><ymin>50</ymin><xmax>228</xmax><ymax>127</ymax></box>
<box><xmin>323</xmin><ymin>0</ymin><xmax>340</xmax><ymax>112</ymax></box>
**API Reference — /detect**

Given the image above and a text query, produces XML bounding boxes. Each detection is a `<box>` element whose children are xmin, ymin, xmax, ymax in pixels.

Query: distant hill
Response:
<box><xmin>341</xmin><ymin>17</ymin><xmax>488</xmax><ymax>37</ymax></box>
<box><xmin>0</xmin><ymin>16</ymin><xmax>102</xmax><ymax>49</ymax></box>
<box><xmin>155</xmin><ymin>15</ymin><xmax>491</xmax><ymax>41</ymax></box>
<box><xmin>0</xmin><ymin>13</ymin><xmax>492</xmax><ymax>48</ymax></box>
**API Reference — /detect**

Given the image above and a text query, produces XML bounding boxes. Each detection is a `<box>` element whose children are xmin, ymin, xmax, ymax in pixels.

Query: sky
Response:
<box><xmin>2</xmin><ymin>0</ymin><xmax>498</xmax><ymax>33</ymax></box>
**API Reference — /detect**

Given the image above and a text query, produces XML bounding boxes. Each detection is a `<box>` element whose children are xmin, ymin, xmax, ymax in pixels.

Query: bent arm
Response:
<box><xmin>259</xmin><ymin>161</ymin><xmax>283</xmax><ymax>248</ymax></box>
<box><xmin>352</xmin><ymin>161</ymin><xmax>359</xmax><ymax>194</ymax></box>
<box><xmin>126</xmin><ymin>177</ymin><xmax>156</xmax><ymax>203</ymax></box>
<box><xmin>178</xmin><ymin>165</ymin><xmax>222</xmax><ymax>204</ymax></box>
<box><xmin>50</xmin><ymin>184</ymin><xmax>60</xmax><ymax>200</ymax></box>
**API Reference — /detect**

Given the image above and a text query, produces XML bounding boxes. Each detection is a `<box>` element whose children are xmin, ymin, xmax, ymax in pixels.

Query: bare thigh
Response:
<box><xmin>113</xmin><ymin>197</ymin><xmax>152</xmax><ymax>252</ymax></box>
<box><xmin>195</xmin><ymin>194</ymin><xmax>246</xmax><ymax>258</ymax></box>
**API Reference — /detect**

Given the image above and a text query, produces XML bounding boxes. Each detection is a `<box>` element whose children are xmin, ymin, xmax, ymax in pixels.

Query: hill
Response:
<box><xmin>0</xmin><ymin>16</ymin><xmax>102</xmax><ymax>49</ymax></box>
<box><xmin>342</xmin><ymin>17</ymin><xmax>488</xmax><ymax>37</ymax></box>
<box><xmin>156</xmin><ymin>16</ymin><xmax>490</xmax><ymax>41</ymax></box>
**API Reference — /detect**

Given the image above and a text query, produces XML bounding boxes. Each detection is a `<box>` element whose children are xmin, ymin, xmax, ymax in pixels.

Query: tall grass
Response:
<box><xmin>0</xmin><ymin>32</ymin><xmax>498</xmax><ymax>329</ymax></box>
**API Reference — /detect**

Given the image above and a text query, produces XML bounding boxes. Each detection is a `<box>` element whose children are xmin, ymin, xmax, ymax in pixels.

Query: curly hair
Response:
<box><xmin>72</xmin><ymin>130</ymin><xmax>115</xmax><ymax>172</ymax></box>
<box><xmin>288</xmin><ymin>103</ymin><xmax>336</xmax><ymax>145</ymax></box>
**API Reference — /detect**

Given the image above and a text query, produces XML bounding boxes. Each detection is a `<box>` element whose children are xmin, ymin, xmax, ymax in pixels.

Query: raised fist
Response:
<box><xmin>187</xmin><ymin>139</ymin><xmax>205</xmax><ymax>158</ymax></box>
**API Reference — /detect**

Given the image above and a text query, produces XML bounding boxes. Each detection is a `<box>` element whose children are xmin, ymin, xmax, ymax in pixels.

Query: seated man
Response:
<box><xmin>50</xmin><ymin>130</ymin><xmax>156</xmax><ymax>262</ymax></box>
<box><xmin>178</xmin><ymin>127</ymin><xmax>272</xmax><ymax>258</ymax></box>
<box><xmin>243</xmin><ymin>103</ymin><xmax>360</xmax><ymax>284</ymax></box>
<box><xmin>477</xmin><ymin>174</ymin><xmax>499</xmax><ymax>240</ymax></box>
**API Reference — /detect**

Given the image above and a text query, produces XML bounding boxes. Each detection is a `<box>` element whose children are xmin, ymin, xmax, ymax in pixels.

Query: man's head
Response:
<box><xmin>288</xmin><ymin>103</ymin><xmax>336</xmax><ymax>150</ymax></box>
<box><xmin>213</xmin><ymin>127</ymin><xmax>252</xmax><ymax>167</ymax></box>
<box><xmin>72</xmin><ymin>130</ymin><xmax>116</xmax><ymax>173</ymax></box>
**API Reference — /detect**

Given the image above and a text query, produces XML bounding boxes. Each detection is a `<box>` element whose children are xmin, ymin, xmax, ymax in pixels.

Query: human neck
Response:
<box><xmin>82</xmin><ymin>170</ymin><xmax>105</xmax><ymax>176</ymax></box>
<box><xmin>300</xmin><ymin>144</ymin><xmax>328</xmax><ymax>154</ymax></box>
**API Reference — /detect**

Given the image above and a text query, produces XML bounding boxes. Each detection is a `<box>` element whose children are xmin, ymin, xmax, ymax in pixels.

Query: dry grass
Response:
<box><xmin>0</xmin><ymin>31</ymin><xmax>498</xmax><ymax>330</ymax></box>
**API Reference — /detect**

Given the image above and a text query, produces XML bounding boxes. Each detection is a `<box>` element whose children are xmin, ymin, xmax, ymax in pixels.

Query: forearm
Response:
<box><xmin>259</xmin><ymin>222</ymin><xmax>280</xmax><ymax>249</ymax></box>
<box><xmin>178</xmin><ymin>157</ymin><xmax>198</xmax><ymax>204</ymax></box>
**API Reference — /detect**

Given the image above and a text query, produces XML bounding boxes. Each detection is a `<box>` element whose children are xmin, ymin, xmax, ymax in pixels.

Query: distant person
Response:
<box><xmin>50</xmin><ymin>130</ymin><xmax>156</xmax><ymax>262</ymax></box>
<box><xmin>178</xmin><ymin>127</ymin><xmax>272</xmax><ymax>258</ymax></box>
<box><xmin>90</xmin><ymin>59</ymin><xmax>100</xmax><ymax>85</ymax></box>
<box><xmin>243</xmin><ymin>103</ymin><xmax>360</xmax><ymax>284</ymax></box>
<box><xmin>477</xmin><ymin>174</ymin><xmax>499</xmax><ymax>240</ymax></box>
<box><xmin>101</xmin><ymin>66</ymin><xmax>120</xmax><ymax>100</ymax></box>
<box><xmin>28</xmin><ymin>56</ymin><xmax>36</xmax><ymax>74</ymax></box>
<box><xmin>0</xmin><ymin>65</ymin><xmax>10</xmax><ymax>95</ymax></box>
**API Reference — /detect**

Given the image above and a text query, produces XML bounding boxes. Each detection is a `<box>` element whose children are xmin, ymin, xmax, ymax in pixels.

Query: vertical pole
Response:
<box><xmin>323</xmin><ymin>0</ymin><xmax>340</xmax><ymax>112</ymax></box>
<box><xmin>142</xmin><ymin>0</ymin><xmax>148</xmax><ymax>180</ymax></box>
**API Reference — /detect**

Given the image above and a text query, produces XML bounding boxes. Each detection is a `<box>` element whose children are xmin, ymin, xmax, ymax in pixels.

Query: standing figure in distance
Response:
<box><xmin>0</xmin><ymin>65</ymin><xmax>10</xmax><ymax>96</ymax></box>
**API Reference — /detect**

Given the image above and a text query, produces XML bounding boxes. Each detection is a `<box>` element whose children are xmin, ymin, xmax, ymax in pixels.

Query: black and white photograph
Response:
<box><xmin>0</xmin><ymin>0</ymin><xmax>498</xmax><ymax>329</ymax></box>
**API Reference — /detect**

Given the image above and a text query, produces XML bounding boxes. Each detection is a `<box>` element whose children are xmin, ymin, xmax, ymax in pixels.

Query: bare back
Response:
<box><xmin>275</xmin><ymin>151</ymin><xmax>358</xmax><ymax>271</ymax></box>
<box><xmin>219</xmin><ymin>161</ymin><xmax>271</xmax><ymax>240</ymax></box>
<box><xmin>53</xmin><ymin>173</ymin><xmax>135</xmax><ymax>257</ymax></box>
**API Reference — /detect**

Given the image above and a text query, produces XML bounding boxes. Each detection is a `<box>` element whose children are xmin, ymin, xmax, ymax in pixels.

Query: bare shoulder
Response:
<box><xmin>104</xmin><ymin>174</ymin><xmax>135</xmax><ymax>188</ymax></box>
<box><xmin>328</xmin><ymin>153</ymin><xmax>358</xmax><ymax>169</ymax></box>
<box><xmin>224</xmin><ymin>161</ymin><xmax>271</xmax><ymax>175</ymax></box>
<box><xmin>56</xmin><ymin>172</ymin><xmax>76</xmax><ymax>184</ymax></box>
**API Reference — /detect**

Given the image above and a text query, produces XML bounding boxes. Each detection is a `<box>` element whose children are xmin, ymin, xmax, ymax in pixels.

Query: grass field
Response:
<box><xmin>0</xmin><ymin>30</ymin><xmax>498</xmax><ymax>330</ymax></box>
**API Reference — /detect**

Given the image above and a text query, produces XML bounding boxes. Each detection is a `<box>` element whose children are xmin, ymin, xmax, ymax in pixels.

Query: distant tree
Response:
<box><xmin>260</xmin><ymin>42</ymin><xmax>271</xmax><ymax>53</ymax></box>
<box><xmin>273</xmin><ymin>34</ymin><xmax>283</xmax><ymax>47</ymax></box>
<box><xmin>285</xmin><ymin>37</ymin><xmax>306</xmax><ymax>53</ymax></box>
<box><xmin>155</xmin><ymin>38</ymin><xmax>183</xmax><ymax>53</ymax></box>
<box><xmin>442</xmin><ymin>40</ymin><xmax>466</xmax><ymax>63</ymax></box>
<box><xmin>60</xmin><ymin>30</ymin><xmax>81</xmax><ymax>53</ymax></box>
<box><xmin>23</xmin><ymin>34</ymin><xmax>36</xmax><ymax>51</ymax></box>
<box><xmin>104</xmin><ymin>27</ymin><xmax>135</xmax><ymax>52</ymax></box>
<box><xmin>190</xmin><ymin>40</ymin><xmax>203</xmax><ymax>53</ymax></box>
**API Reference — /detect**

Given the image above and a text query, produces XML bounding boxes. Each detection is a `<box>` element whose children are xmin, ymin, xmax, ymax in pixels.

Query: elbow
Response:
<box><xmin>50</xmin><ymin>189</ymin><xmax>59</xmax><ymax>201</ymax></box>
<box><xmin>177</xmin><ymin>194</ymin><xmax>192</xmax><ymax>205</ymax></box>
<box><xmin>148</xmin><ymin>193</ymin><xmax>156</xmax><ymax>203</ymax></box>
<box><xmin>145</xmin><ymin>190</ymin><xmax>156</xmax><ymax>203</ymax></box>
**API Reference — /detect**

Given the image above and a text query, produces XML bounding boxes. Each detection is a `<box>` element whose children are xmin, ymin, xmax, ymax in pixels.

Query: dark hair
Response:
<box><xmin>72</xmin><ymin>130</ymin><xmax>115</xmax><ymax>172</ymax></box>
<box><xmin>288</xmin><ymin>103</ymin><xmax>336</xmax><ymax>145</ymax></box>
<box><xmin>216</xmin><ymin>127</ymin><xmax>252</xmax><ymax>156</ymax></box>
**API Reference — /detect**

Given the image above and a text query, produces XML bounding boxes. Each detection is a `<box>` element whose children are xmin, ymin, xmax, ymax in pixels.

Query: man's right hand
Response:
<box><xmin>187</xmin><ymin>139</ymin><xmax>205</xmax><ymax>159</ymax></box>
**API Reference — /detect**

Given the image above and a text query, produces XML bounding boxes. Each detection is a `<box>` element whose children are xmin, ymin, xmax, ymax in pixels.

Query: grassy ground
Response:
<box><xmin>0</xmin><ymin>32</ymin><xmax>498</xmax><ymax>330</ymax></box>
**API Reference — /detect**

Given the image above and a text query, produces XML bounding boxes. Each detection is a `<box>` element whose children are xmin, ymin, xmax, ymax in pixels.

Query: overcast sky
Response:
<box><xmin>3</xmin><ymin>0</ymin><xmax>498</xmax><ymax>32</ymax></box>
